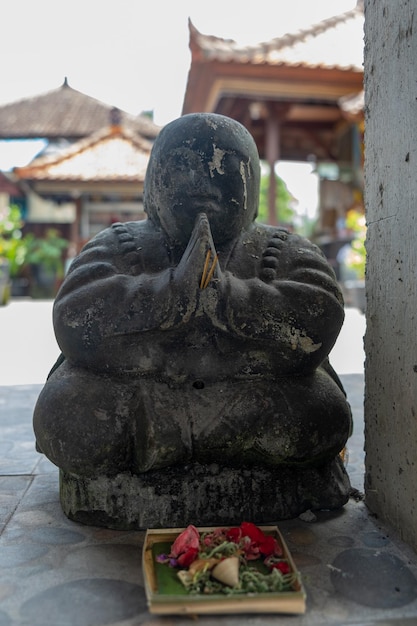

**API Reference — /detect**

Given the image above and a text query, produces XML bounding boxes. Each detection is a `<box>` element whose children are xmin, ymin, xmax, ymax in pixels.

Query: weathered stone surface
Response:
<box><xmin>60</xmin><ymin>457</ymin><xmax>350</xmax><ymax>530</ymax></box>
<box><xmin>364</xmin><ymin>0</ymin><xmax>417</xmax><ymax>552</ymax></box>
<box><xmin>331</xmin><ymin>548</ymin><xmax>417</xmax><ymax>608</ymax></box>
<box><xmin>33</xmin><ymin>113</ymin><xmax>352</xmax><ymax>528</ymax></box>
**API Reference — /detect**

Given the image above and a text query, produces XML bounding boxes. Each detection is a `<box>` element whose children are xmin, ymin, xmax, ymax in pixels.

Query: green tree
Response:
<box><xmin>257</xmin><ymin>170</ymin><xmax>295</xmax><ymax>225</ymax></box>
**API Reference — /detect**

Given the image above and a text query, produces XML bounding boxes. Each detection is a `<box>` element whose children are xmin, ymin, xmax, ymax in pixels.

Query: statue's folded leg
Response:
<box><xmin>189</xmin><ymin>369</ymin><xmax>352</xmax><ymax>466</ymax></box>
<box><xmin>254</xmin><ymin>367</ymin><xmax>353</xmax><ymax>466</ymax></box>
<box><xmin>34</xmin><ymin>363</ymin><xmax>353</xmax><ymax>528</ymax></box>
<box><xmin>33</xmin><ymin>361</ymin><xmax>138</xmax><ymax>477</ymax></box>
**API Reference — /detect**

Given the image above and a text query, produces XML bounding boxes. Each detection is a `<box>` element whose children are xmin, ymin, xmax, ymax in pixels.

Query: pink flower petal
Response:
<box><xmin>170</xmin><ymin>525</ymin><xmax>200</xmax><ymax>558</ymax></box>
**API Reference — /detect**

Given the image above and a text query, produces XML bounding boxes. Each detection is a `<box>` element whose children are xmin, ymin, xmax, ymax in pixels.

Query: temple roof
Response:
<box><xmin>0</xmin><ymin>79</ymin><xmax>160</xmax><ymax>141</ymax></box>
<box><xmin>187</xmin><ymin>1</ymin><xmax>363</xmax><ymax>72</ymax></box>
<box><xmin>14</xmin><ymin>124</ymin><xmax>152</xmax><ymax>184</ymax></box>
<box><xmin>182</xmin><ymin>2</ymin><xmax>364</xmax><ymax>163</ymax></box>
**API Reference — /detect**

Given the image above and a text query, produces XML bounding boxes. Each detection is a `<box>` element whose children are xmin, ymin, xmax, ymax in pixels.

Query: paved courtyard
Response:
<box><xmin>1</xmin><ymin>300</ymin><xmax>417</xmax><ymax>625</ymax></box>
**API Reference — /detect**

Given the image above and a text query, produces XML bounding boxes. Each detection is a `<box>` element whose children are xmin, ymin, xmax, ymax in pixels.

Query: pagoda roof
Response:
<box><xmin>182</xmin><ymin>2</ymin><xmax>364</xmax><ymax>163</ymax></box>
<box><xmin>187</xmin><ymin>2</ymin><xmax>363</xmax><ymax>73</ymax></box>
<box><xmin>0</xmin><ymin>79</ymin><xmax>160</xmax><ymax>141</ymax></box>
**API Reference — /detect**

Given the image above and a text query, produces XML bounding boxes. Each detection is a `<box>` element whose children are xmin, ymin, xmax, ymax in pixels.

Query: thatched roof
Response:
<box><xmin>0</xmin><ymin>79</ymin><xmax>161</xmax><ymax>141</ymax></box>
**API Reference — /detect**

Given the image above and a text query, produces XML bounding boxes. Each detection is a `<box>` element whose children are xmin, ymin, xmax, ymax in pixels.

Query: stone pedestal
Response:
<box><xmin>60</xmin><ymin>457</ymin><xmax>351</xmax><ymax>530</ymax></box>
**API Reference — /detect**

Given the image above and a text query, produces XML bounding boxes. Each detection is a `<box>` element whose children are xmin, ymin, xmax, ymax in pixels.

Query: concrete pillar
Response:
<box><xmin>364</xmin><ymin>0</ymin><xmax>417</xmax><ymax>550</ymax></box>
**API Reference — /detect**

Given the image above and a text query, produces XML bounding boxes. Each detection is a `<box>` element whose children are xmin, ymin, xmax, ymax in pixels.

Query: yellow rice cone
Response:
<box><xmin>211</xmin><ymin>556</ymin><xmax>240</xmax><ymax>588</ymax></box>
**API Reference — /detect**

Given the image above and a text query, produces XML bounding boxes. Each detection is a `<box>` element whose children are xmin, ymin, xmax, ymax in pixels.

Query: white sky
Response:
<box><xmin>0</xmin><ymin>0</ymin><xmax>357</xmax><ymax>217</ymax></box>
<box><xmin>1</xmin><ymin>0</ymin><xmax>356</xmax><ymax>125</ymax></box>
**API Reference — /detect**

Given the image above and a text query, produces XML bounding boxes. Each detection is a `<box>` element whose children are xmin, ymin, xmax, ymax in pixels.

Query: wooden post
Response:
<box><xmin>265</xmin><ymin>109</ymin><xmax>280</xmax><ymax>226</ymax></box>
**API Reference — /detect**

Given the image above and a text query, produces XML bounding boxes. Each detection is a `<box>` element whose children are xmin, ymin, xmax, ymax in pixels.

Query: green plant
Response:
<box><xmin>0</xmin><ymin>204</ymin><xmax>30</xmax><ymax>277</ymax></box>
<box><xmin>257</xmin><ymin>169</ymin><xmax>295</xmax><ymax>225</ymax></box>
<box><xmin>0</xmin><ymin>205</ymin><xmax>69</xmax><ymax>279</ymax></box>
<box><xmin>346</xmin><ymin>234</ymin><xmax>366</xmax><ymax>280</ymax></box>
<box><xmin>344</xmin><ymin>207</ymin><xmax>366</xmax><ymax>280</ymax></box>
<box><xmin>25</xmin><ymin>228</ymin><xmax>69</xmax><ymax>278</ymax></box>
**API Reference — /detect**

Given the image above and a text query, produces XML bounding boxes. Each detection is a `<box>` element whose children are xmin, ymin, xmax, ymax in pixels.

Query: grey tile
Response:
<box><xmin>19</xmin><ymin>578</ymin><xmax>147</xmax><ymax>626</ymax></box>
<box><xmin>1</xmin><ymin>370</ymin><xmax>417</xmax><ymax>626</ymax></box>
<box><xmin>0</xmin><ymin>475</ymin><xmax>32</xmax><ymax>532</ymax></box>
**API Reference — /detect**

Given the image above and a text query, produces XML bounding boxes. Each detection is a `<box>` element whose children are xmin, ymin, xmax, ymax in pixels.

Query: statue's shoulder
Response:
<box><xmin>89</xmin><ymin>219</ymin><xmax>164</xmax><ymax>252</ymax></box>
<box><xmin>246</xmin><ymin>223</ymin><xmax>294</xmax><ymax>247</ymax></box>
<box><xmin>250</xmin><ymin>223</ymin><xmax>323</xmax><ymax>255</ymax></box>
<box><xmin>109</xmin><ymin>219</ymin><xmax>154</xmax><ymax>243</ymax></box>
<box><xmin>76</xmin><ymin>219</ymin><xmax>165</xmax><ymax>271</ymax></box>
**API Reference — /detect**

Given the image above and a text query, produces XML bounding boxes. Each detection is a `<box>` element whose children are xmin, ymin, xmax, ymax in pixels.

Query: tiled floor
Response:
<box><xmin>2</xmin><ymin>376</ymin><xmax>417</xmax><ymax>626</ymax></box>
<box><xmin>1</xmin><ymin>302</ymin><xmax>417</xmax><ymax>625</ymax></box>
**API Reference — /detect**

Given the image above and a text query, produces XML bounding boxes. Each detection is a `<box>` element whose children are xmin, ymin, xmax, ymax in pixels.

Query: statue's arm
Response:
<box><xmin>53</xmin><ymin>249</ymin><xmax>172</xmax><ymax>365</ymax></box>
<box><xmin>212</xmin><ymin>232</ymin><xmax>344</xmax><ymax>369</ymax></box>
<box><xmin>53</xmin><ymin>219</ymin><xmax>212</xmax><ymax>366</ymax></box>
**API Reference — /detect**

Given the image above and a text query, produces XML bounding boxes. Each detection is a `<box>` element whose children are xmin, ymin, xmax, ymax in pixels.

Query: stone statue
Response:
<box><xmin>33</xmin><ymin>113</ymin><xmax>352</xmax><ymax>529</ymax></box>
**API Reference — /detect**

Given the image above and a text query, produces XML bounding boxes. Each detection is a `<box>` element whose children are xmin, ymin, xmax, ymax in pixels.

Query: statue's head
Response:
<box><xmin>144</xmin><ymin>113</ymin><xmax>260</xmax><ymax>246</ymax></box>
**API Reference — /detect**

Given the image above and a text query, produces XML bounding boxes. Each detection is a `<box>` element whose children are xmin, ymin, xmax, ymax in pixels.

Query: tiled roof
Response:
<box><xmin>189</xmin><ymin>1</ymin><xmax>363</xmax><ymax>72</ymax></box>
<box><xmin>14</xmin><ymin>125</ymin><xmax>152</xmax><ymax>183</ymax></box>
<box><xmin>0</xmin><ymin>171</ymin><xmax>23</xmax><ymax>196</ymax></box>
<box><xmin>0</xmin><ymin>79</ymin><xmax>161</xmax><ymax>141</ymax></box>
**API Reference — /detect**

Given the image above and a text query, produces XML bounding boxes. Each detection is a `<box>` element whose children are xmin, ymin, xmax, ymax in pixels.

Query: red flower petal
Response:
<box><xmin>259</xmin><ymin>535</ymin><xmax>278</xmax><ymax>557</ymax></box>
<box><xmin>170</xmin><ymin>525</ymin><xmax>200</xmax><ymax>558</ymax></box>
<box><xmin>240</xmin><ymin>522</ymin><xmax>265</xmax><ymax>543</ymax></box>
<box><xmin>270</xmin><ymin>561</ymin><xmax>291</xmax><ymax>574</ymax></box>
<box><xmin>226</xmin><ymin>527</ymin><xmax>242</xmax><ymax>543</ymax></box>
<box><xmin>177</xmin><ymin>547</ymin><xmax>199</xmax><ymax>567</ymax></box>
